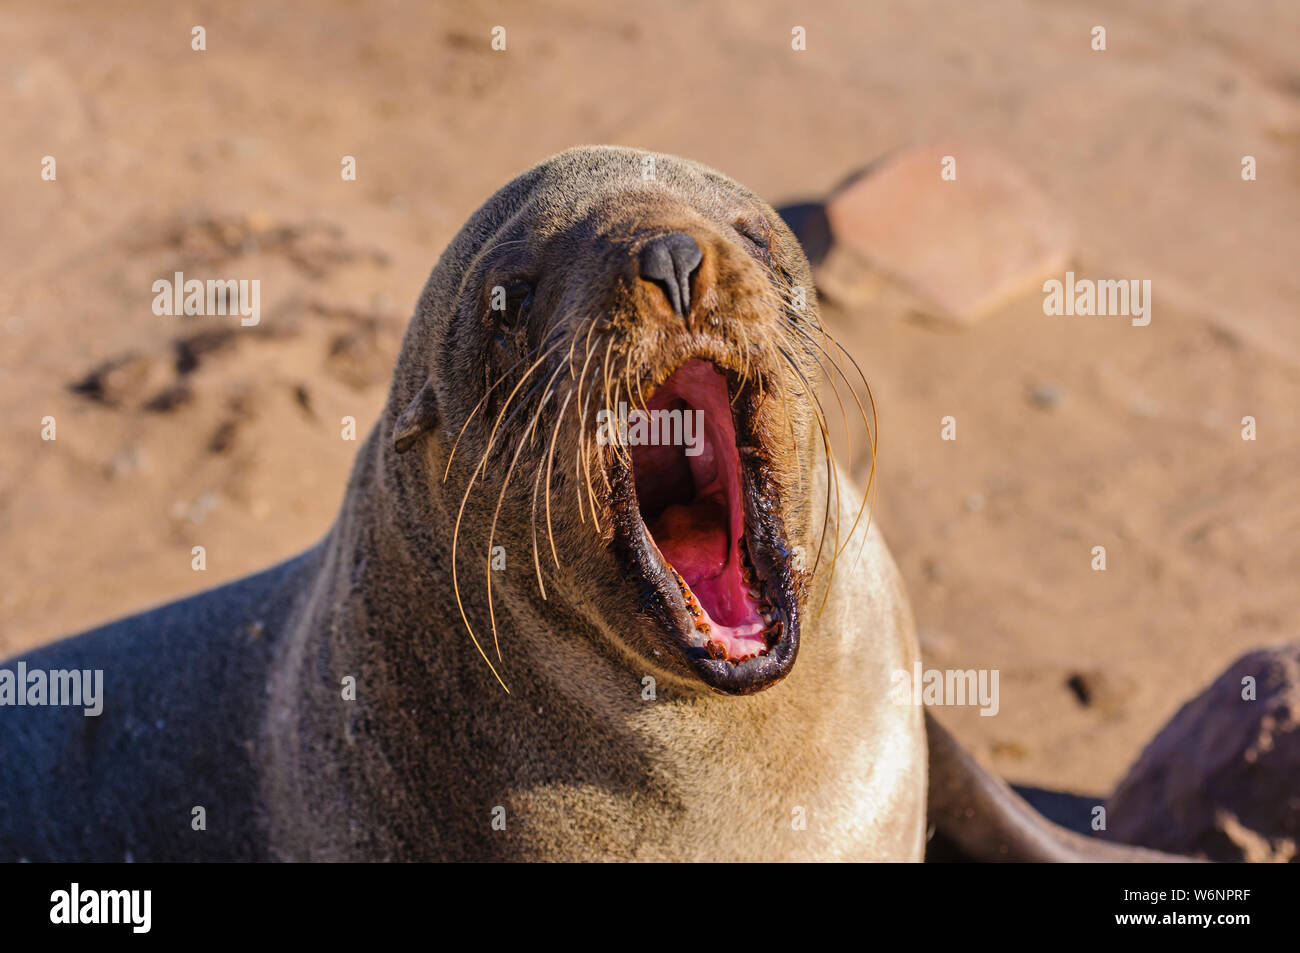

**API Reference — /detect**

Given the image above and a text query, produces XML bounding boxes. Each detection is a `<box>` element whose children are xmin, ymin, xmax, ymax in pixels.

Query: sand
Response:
<box><xmin>2</xmin><ymin>0</ymin><xmax>1298</xmax><ymax>799</ymax></box>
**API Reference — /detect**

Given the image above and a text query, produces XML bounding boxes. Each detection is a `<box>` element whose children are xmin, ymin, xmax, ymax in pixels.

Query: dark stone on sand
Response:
<box><xmin>1105</xmin><ymin>644</ymin><xmax>1300</xmax><ymax>862</ymax></box>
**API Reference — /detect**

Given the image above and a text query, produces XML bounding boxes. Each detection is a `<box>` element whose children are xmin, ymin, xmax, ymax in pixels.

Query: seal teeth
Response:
<box><xmin>704</xmin><ymin>639</ymin><xmax>728</xmax><ymax>660</ymax></box>
<box><xmin>671</xmin><ymin>566</ymin><xmax>709</xmax><ymax>621</ymax></box>
<box><xmin>764</xmin><ymin>620</ymin><xmax>785</xmax><ymax>647</ymax></box>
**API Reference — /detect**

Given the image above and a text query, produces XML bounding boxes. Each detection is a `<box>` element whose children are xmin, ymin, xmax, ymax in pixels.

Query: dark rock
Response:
<box><xmin>1105</xmin><ymin>644</ymin><xmax>1300</xmax><ymax>862</ymax></box>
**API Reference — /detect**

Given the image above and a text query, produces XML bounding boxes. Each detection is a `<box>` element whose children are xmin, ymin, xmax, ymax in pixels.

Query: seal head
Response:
<box><xmin>395</xmin><ymin>147</ymin><xmax>840</xmax><ymax>695</ymax></box>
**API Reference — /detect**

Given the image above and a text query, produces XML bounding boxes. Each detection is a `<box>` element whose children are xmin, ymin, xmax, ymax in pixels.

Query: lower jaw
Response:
<box><xmin>609</xmin><ymin>473</ymin><xmax>799</xmax><ymax>694</ymax></box>
<box><xmin>681</xmin><ymin>634</ymin><xmax>799</xmax><ymax>694</ymax></box>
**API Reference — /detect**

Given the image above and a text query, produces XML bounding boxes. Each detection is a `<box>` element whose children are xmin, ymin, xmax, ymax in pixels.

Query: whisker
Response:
<box><xmin>771</xmin><ymin>354</ymin><xmax>803</xmax><ymax>496</ymax></box>
<box><xmin>820</xmin><ymin>328</ymin><xmax>880</xmax><ymax>571</ymax></box>
<box><xmin>543</xmin><ymin>380</ymin><xmax>578</xmax><ymax>569</ymax></box>
<box><xmin>789</xmin><ymin>323</ymin><xmax>852</xmax><ymax>481</ymax></box>
<box><xmin>529</xmin><ymin>453</ymin><xmax>550</xmax><ymax>602</ymax></box>
<box><xmin>486</xmin><ymin>361</ymin><xmax>567</xmax><ymax>658</ymax></box>
<box><xmin>601</xmin><ymin>336</ymin><xmax>630</xmax><ymax>467</ymax></box>
<box><xmin>732</xmin><ymin>319</ymin><xmax>753</xmax><ymax>408</ymax></box>
<box><xmin>449</xmin><ymin>337</ymin><xmax>566</xmax><ymax>692</ymax></box>
<box><xmin>777</xmin><ymin>344</ymin><xmax>841</xmax><ymax>612</ymax></box>
<box><xmin>574</xmin><ymin>337</ymin><xmax>603</xmax><ymax>532</ymax></box>
<box><xmin>787</xmin><ymin>321</ymin><xmax>874</xmax><ymax>560</ymax></box>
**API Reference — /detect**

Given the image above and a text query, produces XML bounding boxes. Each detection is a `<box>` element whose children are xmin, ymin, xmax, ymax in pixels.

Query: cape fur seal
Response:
<box><xmin>0</xmin><ymin>146</ymin><xmax>1180</xmax><ymax>861</ymax></box>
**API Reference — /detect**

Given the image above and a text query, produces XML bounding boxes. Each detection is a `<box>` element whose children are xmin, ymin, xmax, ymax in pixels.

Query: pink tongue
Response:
<box><xmin>651</xmin><ymin>500</ymin><xmax>729</xmax><ymax>585</ymax></box>
<box><xmin>651</xmin><ymin>500</ymin><xmax>768</xmax><ymax>659</ymax></box>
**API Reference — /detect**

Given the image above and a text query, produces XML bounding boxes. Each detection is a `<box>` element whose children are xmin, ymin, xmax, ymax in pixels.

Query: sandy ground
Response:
<box><xmin>2</xmin><ymin>0</ymin><xmax>1298</xmax><ymax>799</ymax></box>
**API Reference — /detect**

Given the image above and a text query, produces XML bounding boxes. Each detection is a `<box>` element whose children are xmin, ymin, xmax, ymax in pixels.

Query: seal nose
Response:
<box><xmin>639</xmin><ymin>233</ymin><xmax>703</xmax><ymax>319</ymax></box>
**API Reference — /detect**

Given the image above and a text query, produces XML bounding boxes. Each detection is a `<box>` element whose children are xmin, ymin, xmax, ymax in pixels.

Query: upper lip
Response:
<box><xmin>607</xmin><ymin>356</ymin><xmax>801</xmax><ymax>695</ymax></box>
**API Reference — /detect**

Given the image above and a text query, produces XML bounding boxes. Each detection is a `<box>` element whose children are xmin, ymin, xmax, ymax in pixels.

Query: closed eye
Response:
<box><xmin>733</xmin><ymin>219</ymin><xmax>771</xmax><ymax>255</ymax></box>
<box><xmin>497</xmin><ymin>280</ymin><xmax>534</xmax><ymax>328</ymax></box>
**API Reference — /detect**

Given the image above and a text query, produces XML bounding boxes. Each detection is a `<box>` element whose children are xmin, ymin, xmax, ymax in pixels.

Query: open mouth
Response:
<box><xmin>610</xmin><ymin>358</ymin><xmax>800</xmax><ymax>693</ymax></box>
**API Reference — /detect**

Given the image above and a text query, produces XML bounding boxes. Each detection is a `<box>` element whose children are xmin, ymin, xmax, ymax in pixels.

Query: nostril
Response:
<box><xmin>639</xmin><ymin>233</ymin><xmax>703</xmax><ymax>318</ymax></box>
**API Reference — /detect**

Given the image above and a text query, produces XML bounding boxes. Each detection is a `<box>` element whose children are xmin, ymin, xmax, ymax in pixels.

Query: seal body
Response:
<box><xmin>0</xmin><ymin>476</ymin><xmax>924</xmax><ymax>863</ymax></box>
<box><xmin>1</xmin><ymin>146</ymin><xmax>929</xmax><ymax>861</ymax></box>
<box><xmin>0</xmin><ymin>555</ymin><xmax>314</xmax><ymax>861</ymax></box>
<box><xmin>262</xmin><ymin>461</ymin><xmax>926</xmax><ymax>861</ymax></box>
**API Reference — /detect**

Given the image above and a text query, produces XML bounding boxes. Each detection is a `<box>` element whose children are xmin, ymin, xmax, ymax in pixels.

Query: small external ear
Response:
<box><xmin>392</xmin><ymin>380</ymin><xmax>439</xmax><ymax>454</ymax></box>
